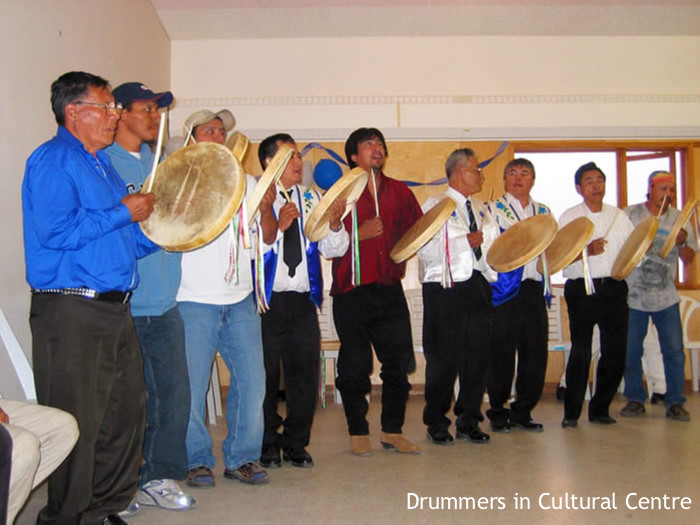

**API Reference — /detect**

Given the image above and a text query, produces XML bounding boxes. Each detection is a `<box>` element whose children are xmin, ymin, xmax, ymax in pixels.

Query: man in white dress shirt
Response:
<box><xmin>559</xmin><ymin>162</ymin><xmax>634</xmax><ymax>428</ymax></box>
<box><xmin>486</xmin><ymin>159</ymin><xmax>551</xmax><ymax>433</ymax></box>
<box><xmin>257</xmin><ymin>134</ymin><xmax>348</xmax><ymax>469</ymax></box>
<box><xmin>418</xmin><ymin>148</ymin><xmax>499</xmax><ymax>445</ymax></box>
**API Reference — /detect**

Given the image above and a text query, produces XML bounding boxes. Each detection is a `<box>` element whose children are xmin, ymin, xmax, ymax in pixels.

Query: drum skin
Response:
<box><xmin>140</xmin><ymin>142</ymin><xmax>245</xmax><ymax>252</ymax></box>
<box><xmin>487</xmin><ymin>214</ymin><xmax>558</xmax><ymax>273</ymax></box>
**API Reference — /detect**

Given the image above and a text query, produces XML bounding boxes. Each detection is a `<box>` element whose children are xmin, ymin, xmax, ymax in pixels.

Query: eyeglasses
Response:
<box><xmin>73</xmin><ymin>101</ymin><xmax>124</xmax><ymax>116</ymax></box>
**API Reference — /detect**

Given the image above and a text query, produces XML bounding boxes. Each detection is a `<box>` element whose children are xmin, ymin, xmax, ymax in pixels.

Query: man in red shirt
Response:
<box><xmin>324</xmin><ymin>127</ymin><xmax>423</xmax><ymax>456</ymax></box>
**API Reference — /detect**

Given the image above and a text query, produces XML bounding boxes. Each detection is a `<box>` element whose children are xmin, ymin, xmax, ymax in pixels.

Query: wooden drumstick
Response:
<box><xmin>145</xmin><ymin>110</ymin><xmax>167</xmax><ymax>193</ymax></box>
<box><xmin>370</xmin><ymin>168</ymin><xmax>380</xmax><ymax>217</ymax></box>
<box><xmin>281</xmin><ymin>187</ymin><xmax>292</xmax><ymax>204</ymax></box>
<box><xmin>184</xmin><ymin>123</ymin><xmax>195</xmax><ymax>147</ymax></box>
<box><xmin>603</xmin><ymin>209</ymin><xmax>620</xmax><ymax>239</ymax></box>
<box><xmin>656</xmin><ymin>194</ymin><xmax>668</xmax><ymax>218</ymax></box>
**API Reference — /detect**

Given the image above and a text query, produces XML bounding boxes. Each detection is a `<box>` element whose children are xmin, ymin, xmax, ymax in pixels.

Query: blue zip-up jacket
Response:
<box><xmin>105</xmin><ymin>142</ymin><xmax>182</xmax><ymax>316</ymax></box>
<box><xmin>22</xmin><ymin>126</ymin><xmax>158</xmax><ymax>292</ymax></box>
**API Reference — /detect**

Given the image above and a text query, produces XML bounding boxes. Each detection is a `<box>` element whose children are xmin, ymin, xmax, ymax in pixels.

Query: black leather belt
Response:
<box><xmin>32</xmin><ymin>287</ymin><xmax>131</xmax><ymax>304</ymax></box>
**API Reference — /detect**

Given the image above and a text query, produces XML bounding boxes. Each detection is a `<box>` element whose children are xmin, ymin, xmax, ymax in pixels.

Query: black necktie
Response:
<box><xmin>282</xmin><ymin>189</ymin><xmax>302</xmax><ymax>277</ymax></box>
<box><xmin>466</xmin><ymin>199</ymin><xmax>482</xmax><ymax>261</ymax></box>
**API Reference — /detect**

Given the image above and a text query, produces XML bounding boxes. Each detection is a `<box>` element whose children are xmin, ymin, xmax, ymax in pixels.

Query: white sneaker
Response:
<box><xmin>136</xmin><ymin>479</ymin><xmax>196</xmax><ymax>511</ymax></box>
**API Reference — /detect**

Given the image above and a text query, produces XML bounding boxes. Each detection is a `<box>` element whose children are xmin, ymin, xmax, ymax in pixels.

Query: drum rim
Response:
<box><xmin>304</xmin><ymin>167</ymin><xmax>369</xmax><ymax>242</ymax></box>
<box><xmin>611</xmin><ymin>215</ymin><xmax>659</xmax><ymax>280</ymax></box>
<box><xmin>226</xmin><ymin>131</ymin><xmax>249</xmax><ymax>164</ymax></box>
<box><xmin>246</xmin><ymin>144</ymin><xmax>294</xmax><ymax>228</ymax></box>
<box><xmin>390</xmin><ymin>197</ymin><xmax>456</xmax><ymax>263</ymax></box>
<box><xmin>659</xmin><ymin>198</ymin><xmax>697</xmax><ymax>258</ymax></box>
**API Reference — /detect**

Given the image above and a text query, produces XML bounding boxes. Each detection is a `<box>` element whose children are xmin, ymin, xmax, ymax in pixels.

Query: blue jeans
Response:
<box><xmin>179</xmin><ymin>294</ymin><xmax>265</xmax><ymax>471</ymax></box>
<box><xmin>133</xmin><ymin>306</ymin><xmax>190</xmax><ymax>485</ymax></box>
<box><xmin>624</xmin><ymin>304</ymin><xmax>686</xmax><ymax>407</ymax></box>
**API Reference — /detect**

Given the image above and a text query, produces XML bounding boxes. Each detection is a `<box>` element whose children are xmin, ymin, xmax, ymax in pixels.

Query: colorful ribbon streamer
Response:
<box><xmin>540</xmin><ymin>252</ymin><xmax>552</xmax><ymax>308</ymax></box>
<box><xmin>254</xmin><ymin>219</ymin><xmax>270</xmax><ymax>313</ymax></box>
<box><xmin>300</xmin><ymin>142</ymin><xmax>349</xmax><ymax>165</ymax></box>
<box><xmin>350</xmin><ymin>202</ymin><xmax>361</xmax><ymax>287</ymax></box>
<box><xmin>581</xmin><ymin>248</ymin><xmax>596</xmax><ymax>296</ymax></box>
<box><xmin>441</xmin><ymin>221</ymin><xmax>454</xmax><ymax>289</ymax></box>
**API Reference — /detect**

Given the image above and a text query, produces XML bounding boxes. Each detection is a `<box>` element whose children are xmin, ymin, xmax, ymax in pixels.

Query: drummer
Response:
<box><xmin>106</xmin><ymin>82</ymin><xmax>195</xmax><ymax>511</ymax></box>
<box><xmin>257</xmin><ymin>134</ymin><xmax>348</xmax><ymax>469</ymax></box>
<box><xmin>329</xmin><ymin>127</ymin><xmax>423</xmax><ymax>457</ymax></box>
<box><xmin>418</xmin><ymin>148</ymin><xmax>499</xmax><ymax>445</ymax></box>
<box><xmin>620</xmin><ymin>171</ymin><xmax>697</xmax><ymax>422</ymax></box>
<box><xmin>560</xmin><ymin>162</ymin><xmax>634</xmax><ymax>428</ymax></box>
<box><xmin>486</xmin><ymin>158</ymin><xmax>551</xmax><ymax>433</ymax></box>
<box><xmin>176</xmin><ymin>109</ymin><xmax>278</xmax><ymax>488</ymax></box>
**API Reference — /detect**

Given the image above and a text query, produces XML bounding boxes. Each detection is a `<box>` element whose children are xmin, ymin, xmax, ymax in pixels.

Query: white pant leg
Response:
<box><xmin>0</xmin><ymin>400</ymin><xmax>79</xmax><ymax>524</ymax></box>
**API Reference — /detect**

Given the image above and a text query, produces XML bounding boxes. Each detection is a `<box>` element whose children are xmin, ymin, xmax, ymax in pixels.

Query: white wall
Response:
<box><xmin>0</xmin><ymin>0</ymin><xmax>170</xmax><ymax>357</ymax></box>
<box><xmin>169</xmin><ymin>35</ymin><xmax>700</xmax><ymax>140</ymax></box>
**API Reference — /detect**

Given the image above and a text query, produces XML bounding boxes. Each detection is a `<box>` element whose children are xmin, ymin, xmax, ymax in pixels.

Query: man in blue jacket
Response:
<box><xmin>106</xmin><ymin>83</ymin><xmax>195</xmax><ymax>512</ymax></box>
<box><xmin>22</xmin><ymin>71</ymin><xmax>157</xmax><ymax>525</ymax></box>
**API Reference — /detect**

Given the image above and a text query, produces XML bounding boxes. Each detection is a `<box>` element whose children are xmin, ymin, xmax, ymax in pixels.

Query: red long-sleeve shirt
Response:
<box><xmin>330</xmin><ymin>172</ymin><xmax>423</xmax><ymax>295</ymax></box>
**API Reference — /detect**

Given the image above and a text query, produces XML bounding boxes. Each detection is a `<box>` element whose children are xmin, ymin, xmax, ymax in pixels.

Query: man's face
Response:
<box><xmin>457</xmin><ymin>156</ymin><xmax>484</xmax><ymax>195</ymax></box>
<box><xmin>504</xmin><ymin>164</ymin><xmax>535</xmax><ymax>202</ymax></box>
<box><xmin>120</xmin><ymin>100</ymin><xmax>160</xmax><ymax>143</ymax></box>
<box><xmin>69</xmin><ymin>85</ymin><xmax>120</xmax><ymax>152</ymax></box>
<box><xmin>576</xmin><ymin>169</ymin><xmax>606</xmax><ymax>206</ymax></box>
<box><xmin>648</xmin><ymin>180</ymin><xmax>676</xmax><ymax>211</ymax></box>
<box><xmin>276</xmin><ymin>141</ymin><xmax>302</xmax><ymax>188</ymax></box>
<box><xmin>193</xmin><ymin>117</ymin><xmax>226</xmax><ymax>145</ymax></box>
<box><xmin>351</xmin><ymin>136</ymin><xmax>385</xmax><ymax>172</ymax></box>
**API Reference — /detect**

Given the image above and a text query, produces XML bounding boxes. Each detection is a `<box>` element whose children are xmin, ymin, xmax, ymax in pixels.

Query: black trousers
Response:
<box><xmin>563</xmin><ymin>278</ymin><xmax>629</xmax><ymax>420</ymax></box>
<box><xmin>422</xmin><ymin>273</ymin><xmax>493</xmax><ymax>432</ymax></box>
<box><xmin>486</xmin><ymin>279</ymin><xmax>548</xmax><ymax>424</ymax></box>
<box><xmin>261</xmin><ymin>291</ymin><xmax>320</xmax><ymax>453</ymax></box>
<box><xmin>0</xmin><ymin>425</ymin><xmax>10</xmax><ymax>525</ymax></box>
<box><xmin>30</xmin><ymin>294</ymin><xmax>146</xmax><ymax>525</ymax></box>
<box><xmin>332</xmin><ymin>283</ymin><xmax>415</xmax><ymax>435</ymax></box>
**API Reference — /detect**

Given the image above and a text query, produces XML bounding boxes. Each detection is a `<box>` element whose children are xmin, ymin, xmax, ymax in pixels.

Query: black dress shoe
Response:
<box><xmin>650</xmin><ymin>392</ymin><xmax>666</xmax><ymax>405</ymax></box>
<box><xmin>589</xmin><ymin>415</ymin><xmax>617</xmax><ymax>425</ymax></box>
<box><xmin>283</xmin><ymin>449</ymin><xmax>314</xmax><ymax>468</ymax></box>
<box><xmin>489</xmin><ymin>421</ymin><xmax>511</xmax><ymax>433</ymax></box>
<box><xmin>260</xmin><ymin>447</ymin><xmax>282</xmax><ymax>468</ymax></box>
<box><xmin>426</xmin><ymin>428</ymin><xmax>454</xmax><ymax>445</ymax></box>
<box><xmin>561</xmin><ymin>418</ymin><xmax>578</xmax><ymax>428</ymax></box>
<box><xmin>101</xmin><ymin>515</ymin><xmax>128</xmax><ymax>525</ymax></box>
<box><xmin>456</xmin><ymin>426</ymin><xmax>490</xmax><ymax>444</ymax></box>
<box><xmin>510</xmin><ymin>419</ymin><xmax>544</xmax><ymax>432</ymax></box>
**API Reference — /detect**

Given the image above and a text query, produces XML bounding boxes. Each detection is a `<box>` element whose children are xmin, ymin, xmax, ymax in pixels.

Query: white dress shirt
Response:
<box><xmin>419</xmin><ymin>187</ymin><xmax>499</xmax><ymax>285</ymax></box>
<box><xmin>268</xmin><ymin>183</ymin><xmax>348</xmax><ymax>293</ymax></box>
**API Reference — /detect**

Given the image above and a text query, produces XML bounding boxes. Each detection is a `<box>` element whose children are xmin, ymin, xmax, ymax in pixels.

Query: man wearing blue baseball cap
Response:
<box><xmin>106</xmin><ymin>82</ymin><xmax>196</xmax><ymax>513</ymax></box>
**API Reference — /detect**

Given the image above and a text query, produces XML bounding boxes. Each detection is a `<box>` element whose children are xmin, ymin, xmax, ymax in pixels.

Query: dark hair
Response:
<box><xmin>503</xmin><ymin>158</ymin><xmax>536</xmax><ymax>179</ymax></box>
<box><xmin>51</xmin><ymin>71</ymin><xmax>109</xmax><ymax>126</ymax></box>
<box><xmin>445</xmin><ymin>148</ymin><xmax>476</xmax><ymax>178</ymax></box>
<box><xmin>258</xmin><ymin>133</ymin><xmax>295</xmax><ymax>170</ymax></box>
<box><xmin>574</xmin><ymin>161</ymin><xmax>606</xmax><ymax>186</ymax></box>
<box><xmin>344</xmin><ymin>127</ymin><xmax>388</xmax><ymax>169</ymax></box>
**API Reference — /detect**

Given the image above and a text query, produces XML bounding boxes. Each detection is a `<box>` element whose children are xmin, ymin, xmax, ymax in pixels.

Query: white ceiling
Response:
<box><xmin>151</xmin><ymin>0</ymin><xmax>700</xmax><ymax>39</ymax></box>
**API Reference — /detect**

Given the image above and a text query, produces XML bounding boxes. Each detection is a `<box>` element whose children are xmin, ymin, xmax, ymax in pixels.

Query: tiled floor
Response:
<box><xmin>16</xmin><ymin>391</ymin><xmax>700</xmax><ymax>524</ymax></box>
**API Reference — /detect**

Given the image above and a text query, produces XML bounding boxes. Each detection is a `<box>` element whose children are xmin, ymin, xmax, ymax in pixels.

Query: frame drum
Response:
<box><xmin>390</xmin><ymin>198</ymin><xmax>456</xmax><ymax>263</ymax></box>
<box><xmin>487</xmin><ymin>214</ymin><xmax>558</xmax><ymax>273</ymax></box>
<box><xmin>536</xmin><ymin>217</ymin><xmax>595</xmax><ymax>275</ymax></box>
<box><xmin>226</xmin><ymin>131</ymin><xmax>249</xmax><ymax>163</ymax></box>
<box><xmin>659</xmin><ymin>198</ymin><xmax>697</xmax><ymax>258</ymax></box>
<box><xmin>246</xmin><ymin>144</ymin><xmax>294</xmax><ymax>227</ymax></box>
<box><xmin>611</xmin><ymin>215</ymin><xmax>658</xmax><ymax>280</ymax></box>
<box><xmin>140</xmin><ymin>142</ymin><xmax>245</xmax><ymax>251</ymax></box>
<box><xmin>304</xmin><ymin>167</ymin><xmax>369</xmax><ymax>242</ymax></box>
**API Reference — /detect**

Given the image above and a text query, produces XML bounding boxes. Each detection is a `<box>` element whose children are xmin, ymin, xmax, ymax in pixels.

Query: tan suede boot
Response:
<box><xmin>350</xmin><ymin>435</ymin><xmax>373</xmax><ymax>456</ymax></box>
<box><xmin>380</xmin><ymin>432</ymin><xmax>422</xmax><ymax>454</ymax></box>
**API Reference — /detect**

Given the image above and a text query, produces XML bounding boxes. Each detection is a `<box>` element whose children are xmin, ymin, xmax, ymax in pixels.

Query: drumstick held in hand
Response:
<box><xmin>184</xmin><ymin>124</ymin><xmax>195</xmax><ymax>147</ymax></box>
<box><xmin>281</xmin><ymin>187</ymin><xmax>292</xmax><ymax>204</ymax></box>
<box><xmin>603</xmin><ymin>210</ymin><xmax>620</xmax><ymax>239</ymax></box>
<box><xmin>370</xmin><ymin>168</ymin><xmax>380</xmax><ymax>217</ymax></box>
<box><xmin>145</xmin><ymin>110</ymin><xmax>167</xmax><ymax>193</ymax></box>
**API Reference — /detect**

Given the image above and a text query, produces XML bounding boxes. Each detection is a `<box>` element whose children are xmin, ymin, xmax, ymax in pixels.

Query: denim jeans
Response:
<box><xmin>179</xmin><ymin>294</ymin><xmax>265</xmax><ymax>471</ymax></box>
<box><xmin>624</xmin><ymin>304</ymin><xmax>686</xmax><ymax>407</ymax></box>
<box><xmin>133</xmin><ymin>306</ymin><xmax>190</xmax><ymax>485</ymax></box>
